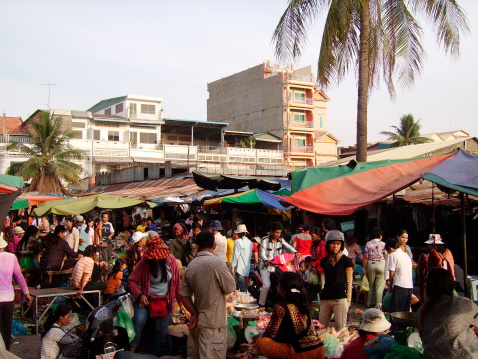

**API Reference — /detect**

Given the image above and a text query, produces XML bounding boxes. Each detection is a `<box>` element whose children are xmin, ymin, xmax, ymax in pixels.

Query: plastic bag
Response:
<box><xmin>121</xmin><ymin>296</ymin><xmax>134</xmax><ymax>319</ymax></box>
<box><xmin>361</xmin><ymin>275</ymin><xmax>370</xmax><ymax>292</ymax></box>
<box><xmin>382</xmin><ymin>291</ymin><xmax>392</xmax><ymax>312</ymax></box>
<box><xmin>309</xmin><ymin>273</ymin><xmax>319</xmax><ymax>285</ymax></box>
<box><xmin>226</xmin><ymin>316</ymin><xmax>237</xmax><ymax>349</ymax></box>
<box><xmin>383</xmin><ymin>344</ymin><xmax>423</xmax><ymax>359</ymax></box>
<box><xmin>116</xmin><ymin>307</ymin><xmax>135</xmax><ymax>342</ymax></box>
<box><xmin>323</xmin><ymin>333</ymin><xmax>343</xmax><ymax>358</ymax></box>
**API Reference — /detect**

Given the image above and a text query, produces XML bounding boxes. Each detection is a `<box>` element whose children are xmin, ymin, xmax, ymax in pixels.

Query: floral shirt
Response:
<box><xmin>364</xmin><ymin>239</ymin><xmax>385</xmax><ymax>263</ymax></box>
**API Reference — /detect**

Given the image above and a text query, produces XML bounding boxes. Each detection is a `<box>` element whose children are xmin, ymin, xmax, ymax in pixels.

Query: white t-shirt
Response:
<box><xmin>213</xmin><ymin>232</ymin><xmax>227</xmax><ymax>262</ymax></box>
<box><xmin>387</xmin><ymin>249</ymin><xmax>413</xmax><ymax>289</ymax></box>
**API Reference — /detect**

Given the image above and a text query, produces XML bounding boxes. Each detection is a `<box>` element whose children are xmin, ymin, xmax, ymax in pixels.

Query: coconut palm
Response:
<box><xmin>380</xmin><ymin>114</ymin><xmax>434</xmax><ymax>147</ymax></box>
<box><xmin>273</xmin><ymin>0</ymin><xmax>468</xmax><ymax>162</ymax></box>
<box><xmin>6</xmin><ymin>111</ymin><xmax>86</xmax><ymax>195</ymax></box>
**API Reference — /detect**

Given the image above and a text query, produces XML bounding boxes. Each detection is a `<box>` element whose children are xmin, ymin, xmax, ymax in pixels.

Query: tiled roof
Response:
<box><xmin>0</xmin><ymin>117</ymin><xmax>25</xmax><ymax>135</ymax></box>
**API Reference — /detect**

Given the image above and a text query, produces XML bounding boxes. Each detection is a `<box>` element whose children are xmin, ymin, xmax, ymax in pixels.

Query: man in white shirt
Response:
<box><xmin>208</xmin><ymin>220</ymin><xmax>227</xmax><ymax>262</ymax></box>
<box><xmin>385</xmin><ymin>239</ymin><xmax>413</xmax><ymax>332</ymax></box>
<box><xmin>231</xmin><ymin>224</ymin><xmax>253</xmax><ymax>292</ymax></box>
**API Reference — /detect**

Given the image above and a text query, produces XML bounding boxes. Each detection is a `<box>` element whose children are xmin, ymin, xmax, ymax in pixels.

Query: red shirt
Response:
<box><xmin>339</xmin><ymin>334</ymin><xmax>376</xmax><ymax>359</ymax></box>
<box><xmin>311</xmin><ymin>240</ymin><xmax>327</xmax><ymax>274</ymax></box>
<box><xmin>293</xmin><ymin>232</ymin><xmax>312</xmax><ymax>256</ymax></box>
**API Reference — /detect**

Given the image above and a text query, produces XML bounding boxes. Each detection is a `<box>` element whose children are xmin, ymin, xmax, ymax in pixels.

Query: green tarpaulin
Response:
<box><xmin>0</xmin><ymin>174</ymin><xmax>24</xmax><ymax>189</ymax></box>
<box><xmin>31</xmin><ymin>194</ymin><xmax>156</xmax><ymax>216</ymax></box>
<box><xmin>10</xmin><ymin>198</ymin><xmax>29</xmax><ymax>210</ymax></box>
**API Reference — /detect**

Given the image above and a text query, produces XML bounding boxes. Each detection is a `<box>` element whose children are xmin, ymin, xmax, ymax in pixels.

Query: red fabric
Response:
<box><xmin>288</xmin><ymin>153</ymin><xmax>455</xmax><ymax>215</ymax></box>
<box><xmin>294</xmin><ymin>235</ymin><xmax>313</xmax><ymax>256</ymax></box>
<box><xmin>128</xmin><ymin>254</ymin><xmax>182</xmax><ymax>312</ymax></box>
<box><xmin>17</xmin><ymin>195</ymin><xmax>63</xmax><ymax>206</ymax></box>
<box><xmin>311</xmin><ymin>241</ymin><xmax>327</xmax><ymax>274</ymax></box>
<box><xmin>252</xmin><ymin>242</ymin><xmax>258</xmax><ymax>253</ymax></box>
<box><xmin>339</xmin><ymin>334</ymin><xmax>375</xmax><ymax>359</ymax></box>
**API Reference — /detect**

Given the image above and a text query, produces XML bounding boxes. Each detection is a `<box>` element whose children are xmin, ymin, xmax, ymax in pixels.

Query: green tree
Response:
<box><xmin>6</xmin><ymin>111</ymin><xmax>86</xmax><ymax>195</ymax></box>
<box><xmin>273</xmin><ymin>0</ymin><xmax>468</xmax><ymax>162</ymax></box>
<box><xmin>380</xmin><ymin>113</ymin><xmax>434</xmax><ymax>147</ymax></box>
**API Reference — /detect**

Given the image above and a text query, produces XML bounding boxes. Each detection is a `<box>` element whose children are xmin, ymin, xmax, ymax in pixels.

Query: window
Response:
<box><xmin>130</xmin><ymin>132</ymin><xmax>138</xmax><ymax>144</ymax></box>
<box><xmin>130</xmin><ymin>103</ymin><xmax>137</xmax><ymax>115</ymax></box>
<box><xmin>72</xmin><ymin>121</ymin><xmax>85</xmax><ymax>128</ymax></box>
<box><xmin>108</xmin><ymin>131</ymin><xmax>119</xmax><ymax>141</ymax></box>
<box><xmin>115</xmin><ymin>103</ymin><xmax>123</xmax><ymax>114</ymax></box>
<box><xmin>294</xmin><ymin>138</ymin><xmax>306</xmax><ymax>147</ymax></box>
<box><xmin>93</xmin><ymin>130</ymin><xmax>101</xmax><ymax>140</ymax></box>
<box><xmin>104</xmin><ymin>108</ymin><xmax>111</xmax><ymax>115</ymax></box>
<box><xmin>72</xmin><ymin>131</ymin><xmax>83</xmax><ymax>139</ymax></box>
<box><xmin>319</xmin><ymin>116</ymin><xmax>323</xmax><ymax>128</ymax></box>
<box><xmin>140</xmin><ymin>132</ymin><xmax>157</xmax><ymax>144</ymax></box>
<box><xmin>294</xmin><ymin>92</ymin><xmax>306</xmax><ymax>101</ymax></box>
<box><xmin>141</xmin><ymin>104</ymin><xmax>156</xmax><ymax>114</ymax></box>
<box><xmin>293</xmin><ymin>113</ymin><xmax>305</xmax><ymax>123</ymax></box>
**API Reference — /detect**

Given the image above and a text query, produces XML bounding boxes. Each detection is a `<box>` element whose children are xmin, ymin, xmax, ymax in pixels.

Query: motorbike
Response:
<box><xmin>58</xmin><ymin>293</ymin><xmax>132</xmax><ymax>358</ymax></box>
<box><xmin>248</xmin><ymin>253</ymin><xmax>299</xmax><ymax>307</ymax></box>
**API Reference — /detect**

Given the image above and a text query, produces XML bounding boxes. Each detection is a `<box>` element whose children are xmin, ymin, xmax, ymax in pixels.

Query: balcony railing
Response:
<box><xmin>284</xmin><ymin>96</ymin><xmax>314</xmax><ymax>105</ymax></box>
<box><xmin>289</xmin><ymin>74</ymin><xmax>315</xmax><ymax>83</ymax></box>
<box><xmin>0</xmin><ymin>135</ymin><xmax>31</xmax><ymax>144</ymax></box>
<box><xmin>287</xmin><ymin>145</ymin><xmax>314</xmax><ymax>153</ymax></box>
<box><xmin>289</xmin><ymin>120</ymin><xmax>314</xmax><ymax>128</ymax></box>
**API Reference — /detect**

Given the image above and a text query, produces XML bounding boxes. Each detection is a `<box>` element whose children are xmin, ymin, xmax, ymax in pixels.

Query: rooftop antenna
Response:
<box><xmin>39</xmin><ymin>83</ymin><xmax>56</xmax><ymax>110</ymax></box>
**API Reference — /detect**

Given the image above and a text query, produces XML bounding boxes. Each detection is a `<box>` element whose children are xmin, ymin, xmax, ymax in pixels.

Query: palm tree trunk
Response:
<box><xmin>356</xmin><ymin>0</ymin><xmax>371</xmax><ymax>162</ymax></box>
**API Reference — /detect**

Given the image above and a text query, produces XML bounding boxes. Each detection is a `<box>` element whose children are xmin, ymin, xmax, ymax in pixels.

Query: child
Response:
<box><xmin>104</xmin><ymin>259</ymin><xmax>126</xmax><ymax>300</ymax></box>
<box><xmin>299</xmin><ymin>257</ymin><xmax>312</xmax><ymax>284</ymax></box>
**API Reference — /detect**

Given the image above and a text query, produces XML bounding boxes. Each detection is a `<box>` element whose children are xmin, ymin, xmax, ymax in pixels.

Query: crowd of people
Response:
<box><xmin>0</xmin><ymin>209</ymin><xmax>477</xmax><ymax>358</ymax></box>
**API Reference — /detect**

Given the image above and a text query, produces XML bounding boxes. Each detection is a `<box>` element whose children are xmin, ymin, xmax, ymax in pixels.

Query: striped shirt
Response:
<box><xmin>71</xmin><ymin>257</ymin><xmax>94</xmax><ymax>289</ymax></box>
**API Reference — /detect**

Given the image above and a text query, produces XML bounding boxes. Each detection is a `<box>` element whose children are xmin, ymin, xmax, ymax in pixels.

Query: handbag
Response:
<box><xmin>148</xmin><ymin>295</ymin><xmax>169</xmax><ymax>318</ymax></box>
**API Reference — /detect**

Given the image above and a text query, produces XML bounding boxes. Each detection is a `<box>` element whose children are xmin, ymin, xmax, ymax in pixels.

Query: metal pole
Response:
<box><xmin>460</xmin><ymin>192</ymin><xmax>469</xmax><ymax>298</ymax></box>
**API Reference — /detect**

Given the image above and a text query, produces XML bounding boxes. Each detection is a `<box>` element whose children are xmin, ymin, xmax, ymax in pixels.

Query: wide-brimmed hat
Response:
<box><xmin>147</xmin><ymin>230</ymin><xmax>159</xmax><ymax>238</ymax></box>
<box><xmin>38</xmin><ymin>229</ymin><xmax>50</xmax><ymax>237</ymax></box>
<box><xmin>325</xmin><ymin>230</ymin><xmax>344</xmax><ymax>243</ymax></box>
<box><xmin>424</xmin><ymin>234</ymin><xmax>444</xmax><ymax>245</ymax></box>
<box><xmin>143</xmin><ymin>236</ymin><xmax>170</xmax><ymax>260</ymax></box>
<box><xmin>0</xmin><ymin>233</ymin><xmax>8</xmax><ymax>249</ymax></box>
<box><xmin>13</xmin><ymin>227</ymin><xmax>25</xmax><ymax>235</ymax></box>
<box><xmin>208</xmin><ymin>220</ymin><xmax>224</xmax><ymax>231</ymax></box>
<box><xmin>75</xmin><ymin>215</ymin><xmax>84</xmax><ymax>222</ymax></box>
<box><xmin>360</xmin><ymin>308</ymin><xmax>391</xmax><ymax>333</ymax></box>
<box><xmin>132</xmin><ymin>231</ymin><xmax>148</xmax><ymax>243</ymax></box>
<box><xmin>234</xmin><ymin>224</ymin><xmax>248</xmax><ymax>234</ymax></box>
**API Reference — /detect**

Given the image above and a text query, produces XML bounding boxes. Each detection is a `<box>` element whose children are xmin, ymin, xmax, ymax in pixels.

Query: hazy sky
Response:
<box><xmin>1</xmin><ymin>0</ymin><xmax>477</xmax><ymax>146</ymax></box>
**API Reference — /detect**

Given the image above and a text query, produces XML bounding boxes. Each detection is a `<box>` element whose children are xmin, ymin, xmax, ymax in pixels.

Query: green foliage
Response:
<box><xmin>380</xmin><ymin>113</ymin><xmax>434</xmax><ymax>147</ymax></box>
<box><xmin>6</xmin><ymin>111</ymin><xmax>86</xmax><ymax>194</ymax></box>
<box><xmin>237</xmin><ymin>136</ymin><xmax>256</xmax><ymax>148</ymax></box>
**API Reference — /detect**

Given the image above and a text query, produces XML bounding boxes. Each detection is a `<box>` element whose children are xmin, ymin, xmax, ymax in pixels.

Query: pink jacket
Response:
<box><xmin>128</xmin><ymin>254</ymin><xmax>182</xmax><ymax>312</ymax></box>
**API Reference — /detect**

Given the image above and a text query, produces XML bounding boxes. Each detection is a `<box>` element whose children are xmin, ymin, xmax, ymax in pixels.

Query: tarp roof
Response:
<box><xmin>288</xmin><ymin>151</ymin><xmax>457</xmax><ymax>215</ymax></box>
<box><xmin>0</xmin><ymin>174</ymin><xmax>25</xmax><ymax>189</ymax></box>
<box><xmin>31</xmin><ymin>194</ymin><xmax>156</xmax><ymax>216</ymax></box>
<box><xmin>193</xmin><ymin>171</ymin><xmax>284</xmax><ymax>191</ymax></box>
<box><xmin>203</xmin><ymin>189</ymin><xmax>294</xmax><ymax>210</ymax></box>
<box><xmin>423</xmin><ymin>150</ymin><xmax>478</xmax><ymax>197</ymax></box>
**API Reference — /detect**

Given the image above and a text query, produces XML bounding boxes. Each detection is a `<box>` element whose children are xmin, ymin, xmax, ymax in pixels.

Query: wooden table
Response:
<box><xmin>22</xmin><ymin>287</ymin><xmax>102</xmax><ymax>333</ymax></box>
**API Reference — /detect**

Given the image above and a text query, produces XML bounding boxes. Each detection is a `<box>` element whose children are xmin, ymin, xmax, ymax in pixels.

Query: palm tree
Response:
<box><xmin>380</xmin><ymin>113</ymin><xmax>433</xmax><ymax>147</ymax></box>
<box><xmin>6</xmin><ymin>111</ymin><xmax>86</xmax><ymax>195</ymax></box>
<box><xmin>273</xmin><ymin>0</ymin><xmax>468</xmax><ymax>162</ymax></box>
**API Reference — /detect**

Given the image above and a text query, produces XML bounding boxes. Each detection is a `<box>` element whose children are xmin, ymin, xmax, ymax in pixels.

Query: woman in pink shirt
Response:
<box><xmin>0</xmin><ymin>233</ymin><xmax>32</xmax><ymax>349</ymax></box>
<box><xmin>6</xmin><ymin>226</ymin><xmax>24</xmax><ymax>253</ymax></box>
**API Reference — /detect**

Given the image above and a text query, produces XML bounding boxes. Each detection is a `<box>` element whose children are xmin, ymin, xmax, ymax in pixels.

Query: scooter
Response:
<box><xmin>58</xmin><ymin>293</ymin><xmax>131</xmax><ymax>358</ymax></box>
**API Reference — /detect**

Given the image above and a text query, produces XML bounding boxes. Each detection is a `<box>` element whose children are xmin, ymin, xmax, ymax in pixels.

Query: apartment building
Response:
<box><xmin>207</xmin><ymin>61</ymin><xmax>340</xmax><ymax>169</ymax></box>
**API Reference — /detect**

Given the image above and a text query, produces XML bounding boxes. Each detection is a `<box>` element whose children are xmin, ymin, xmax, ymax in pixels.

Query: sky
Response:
<box><xmin>1</xmin><ymin>0</ymin><xmax>477</xmax><ymax>146</ymax></box>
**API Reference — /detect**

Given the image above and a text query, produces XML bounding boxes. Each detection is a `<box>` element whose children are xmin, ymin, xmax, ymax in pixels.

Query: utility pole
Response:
<box><xmin>39</xmin><ymin>83</ymin><xmax>56</xmax><ymax>109</ymax></box>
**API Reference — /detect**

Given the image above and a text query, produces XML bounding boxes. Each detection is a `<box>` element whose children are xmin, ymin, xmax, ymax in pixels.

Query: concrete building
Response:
<box><xmin>207</xmin><ymin>61</ymin><xmax>340</xmax><ymax>169</ymax></box>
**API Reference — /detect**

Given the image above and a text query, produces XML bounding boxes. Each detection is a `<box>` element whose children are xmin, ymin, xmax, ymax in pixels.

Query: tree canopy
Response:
<box><xmin>380</xmin><ymin>113</ymin><xmax>434</xmax><ymax>147</ymax></box>
<box><xmin>6</xmin><ymin>111</ymin><xmax>86</xmax><ymax>195</ymax></box>
<box><xmin>273</xmin><ymin>0</ymin><xmax>468</xmax><ymax>162</ymax></box>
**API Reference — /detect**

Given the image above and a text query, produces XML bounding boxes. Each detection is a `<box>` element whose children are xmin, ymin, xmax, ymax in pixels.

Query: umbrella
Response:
<box><xmin>31</xmin><ymin>194</ymin><xmax>157</xmax><ymax>216</ymax></box>
<box><xmin>203</xmin><ymin>189</ymin><xmax>294</xmax><ymax>211</ymax></box>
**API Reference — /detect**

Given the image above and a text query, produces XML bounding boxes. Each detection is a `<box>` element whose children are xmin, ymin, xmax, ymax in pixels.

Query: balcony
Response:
<box><xmin>289</xmin><ymin>73</ymin><xmax>315</xmax><ymax>83</ymax></box>
<box><xmin>0</xmin><ymin>135</ymin><xmax>31</xmax><ymax>144</ymax></box>
<box><xmin>287</xmin><ymin>145</ymin><xmax>314</xmax><ymax>153</ymax></box>
<box><xmin>284</xmin><ymin>96</ymin><xmax>314</xmax><ymax>106</ymax></box>
<box><xmin>289</xmin><ymin>120</ymin><xmax>315</xmax><ymax>129</ymax></box>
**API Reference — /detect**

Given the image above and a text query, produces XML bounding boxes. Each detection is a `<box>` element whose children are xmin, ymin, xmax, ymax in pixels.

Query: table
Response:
<box><xmin>22</xmin><ymin>287</ymin><xmax>102</xmax><ymax>333</ymax></box>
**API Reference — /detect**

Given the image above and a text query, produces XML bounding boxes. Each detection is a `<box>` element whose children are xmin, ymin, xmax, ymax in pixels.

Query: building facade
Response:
<box><xmin>207</xmin><ymin>61</ymin><xmax>340</xmax><ymax>169</ymax></box>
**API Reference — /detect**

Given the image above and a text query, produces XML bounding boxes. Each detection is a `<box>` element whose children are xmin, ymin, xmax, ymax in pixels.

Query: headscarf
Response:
<box><xmin>143</xmin><ymin>236</ymin><xmax>170</xmax><ymax>260</ymax></box>
<box><xmin>173</xmin><ymin>223</ymin><xmax>188</xmax><ymax>238</ymax></box>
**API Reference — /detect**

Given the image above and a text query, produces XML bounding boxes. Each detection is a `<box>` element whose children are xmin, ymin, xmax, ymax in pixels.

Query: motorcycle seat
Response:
<box><xmin>114</xmin><ymin>351</ymin><xmax>157</xmax><ymax>359</ymax></box>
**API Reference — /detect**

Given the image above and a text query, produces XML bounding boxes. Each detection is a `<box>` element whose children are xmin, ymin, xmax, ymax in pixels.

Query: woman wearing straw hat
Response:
<box><xmin>128</xmin><ymin>236</ymin><xmax>189</xmax><ymax>356</ymax></box>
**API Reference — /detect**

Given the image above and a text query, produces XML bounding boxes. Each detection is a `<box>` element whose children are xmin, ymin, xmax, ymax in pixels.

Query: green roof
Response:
<box><xmin>87</xmin><ymin>96</ymin><xmax>127</xmax><ymax>113</ymax></box>
<box><xmin>254</xmin><ymin>132</ymin><xmax>282</xmax><ymax>142</ymax></box>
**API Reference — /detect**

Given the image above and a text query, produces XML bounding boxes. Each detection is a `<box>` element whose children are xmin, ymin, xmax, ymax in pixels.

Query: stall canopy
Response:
<box><xmin>11</xmin><ymin>193</ymin><xmax>66</xmax><ymax>210</ymax></box>
<box><xmin>203</xmin><ymin>189</ymin><xmax>294</xmax><ymax>210</ymax></box>
<box><xmin>193</xmin><ymin>171</ymin><xmax>283</xmax><ymax>191</ymax></box>
<box><xmin>287</xmin><ymin>151</ymin><xmax>457</xmax><ymax>215</ymax></box>
<box><xmin>422</xmin><ymin>150</ymin><xmax>478</xmax><ymax>196</ymax></box>
<box><xmin>32</xmin><ymin>194</ymin><xmax>157</xmax><ymax>216</ymax></box>
<box><xmin>0</xmin><ymin>174</ymin><xmax>25</xmax><ymax>189</ymax></box>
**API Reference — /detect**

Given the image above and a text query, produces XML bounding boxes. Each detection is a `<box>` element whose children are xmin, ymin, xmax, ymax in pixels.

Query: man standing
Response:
<box><xmin>100</xmin><ymin>212</ymin><xmax>115</xmax><ymax>263</ymax></box>
<box><xmin>65</xmin><ymin>216</ymin><xmax>80</xmax><ymax>252</ymax></box>
<box><xmin>180</xmin><ymin>231</ymin><xmax>236</xmax><ymax>359</ymax></box>
<box><xmin>208</xmin><ymin>220</ymin><xmax>227</xmax><ymax>262</ymax></box>
<box><xmin>76</xmin><ymin>215</ymin><xmax>90</xmax><ymax>253</ymax></box>
<box><xmin>258</xmin><ymin>222</ymin><xmax>298</xmax><ymax>307</ymax></box>
<box><xmin>231</xmin><ymin>224</ymin><xmax>253</xmax><ymax>292</ymax></box>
